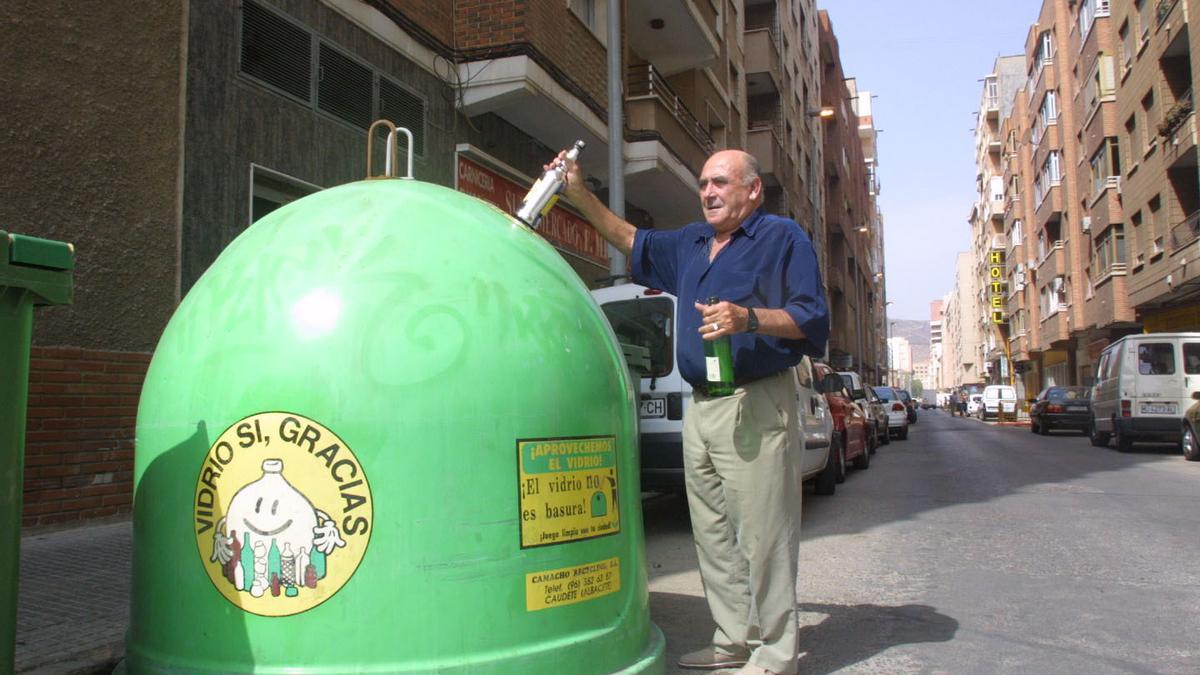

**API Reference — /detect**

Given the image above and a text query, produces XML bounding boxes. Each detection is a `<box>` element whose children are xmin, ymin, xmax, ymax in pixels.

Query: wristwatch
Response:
<box><xmin>746</xmin><ymin>307</ymin><xmax>759</xmax><ymax>333</ymax></box>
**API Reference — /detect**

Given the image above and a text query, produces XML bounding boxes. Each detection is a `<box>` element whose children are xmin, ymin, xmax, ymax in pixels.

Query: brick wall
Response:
<box><xmin>22</xmin><ymin>347</ymin><xmax>149</xmax><ymax>527</ymax></box>
<box><xmin>454</xmin><ymin>0</ymin><xmax>607</xmax><ymax>114</ymax></box>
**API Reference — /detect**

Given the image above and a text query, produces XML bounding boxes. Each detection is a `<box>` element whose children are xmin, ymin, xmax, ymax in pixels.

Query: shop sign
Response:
<box><xmin>988</xmin><ymin>249</ymin><xmax>1007</xmax><ymax>324</ymax></box>
<box><xmin>456</xmin><ymin>154</ymin><xmax>609</xmax><ymax>268</ymax></box>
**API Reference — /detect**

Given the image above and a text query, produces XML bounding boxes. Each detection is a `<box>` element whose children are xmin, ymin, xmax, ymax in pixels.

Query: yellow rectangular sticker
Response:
<box><xmin>517</xmin><ymin>436</ymin><xmax>620</xmax><ymax>548</ymax></box>
<box><xmin>526</xmin><ymin>557</ymin><xmax>621</xmax><ymax>611</ymax></box>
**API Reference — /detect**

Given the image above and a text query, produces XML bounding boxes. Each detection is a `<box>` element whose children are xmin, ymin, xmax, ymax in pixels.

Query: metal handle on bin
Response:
<box><xmin>365</xmin><ymin>120</ymin><xmax>414</xmax><ymax>180</ymax></box>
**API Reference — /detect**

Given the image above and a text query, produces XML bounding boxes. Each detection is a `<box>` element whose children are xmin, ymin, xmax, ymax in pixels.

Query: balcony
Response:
<box><xmin>456</xmin><ymin>56</ymin><xmax>608</xmax><ymax>177</ymax></box>
<box><xmin>1039</xmin><ymin>309</ymin><xmax>1071</xmax><ymax>347</ymax></box>
<box><xmin>744</xmin><ymin>27</ymin><xmax>782</xmax><ymax>95</ymax></box>
<box><xmin>1086</xmin><ymin>264</ymin><xmax>1134</xmax><ymax>328</ymax></box>
<box><xmin>1157</xmin><ymin>0</ymin><xmax>1182</xmax><ymax>28</ymax></box>
<box><xmin>826</xmin><ymin>265</ymin><xmax>846</xmax><ymax>293</ymax></box>
<box><xmin>626</xmin><ymin>65</ymin><xmax>714</xmax><ymax>165</ymax></box>
<box><xmin>1169</xmin><ymin>209</ymin><xmax>1200</xmax><ymax>251</ymax></box>
<box><xmin>625</xmin><ymin>64</ymin><xmax>714</xmax><ymax>228</ymax></box>
<box><xmin>1035</xmin><ymin>183</ymin><xmax>1062</xmax><ymax>226</ymax></box>
<box><xmin>1037</xmin><ymin>240</ymin><xmax>1066</xmax><ymax>275</ymax></box>
<box><xmin>1160</xmin><ymin>89</ymin><xmax>1196</xmax><ymax>168</ymax></box>
<box><xmin>748</xmin><ymin>124</ymin><xmax>786</xmax><ymax>188</ymax></box>
<box><xmin>984</xmin><ymin>94</ymin><xmax>1000</xmax><ymax>120</ymax></box>
<box><xmin>627</xmin><ymin>0</ymin><xmax>719</xmax><ymax>76</ymax></box>
<box><xmin>1088</xmin><ymin>177</ymin><xmax>1123</xmax><ymax>227</ymax></box>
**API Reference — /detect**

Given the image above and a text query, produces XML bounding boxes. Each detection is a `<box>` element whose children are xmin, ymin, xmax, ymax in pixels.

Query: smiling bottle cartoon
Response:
<box><xmin>210</xmin><ymin>459</ymin><xmax>345</xmax><ymax>597</ymax></box>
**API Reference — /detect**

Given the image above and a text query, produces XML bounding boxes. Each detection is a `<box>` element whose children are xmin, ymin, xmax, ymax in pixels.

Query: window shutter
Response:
<box><xmin>379</xmin><ymin>78</ymin><xmax>426</xmax><ymax>156</ymax></box>
<box><xmin>240</xmin><ymin>0</ymin><xmax>312</xmax><ymax>102</ymax></box>
<box><xmin>318</xmin><ymin>43</ymin><xmax>373</xmax><ymax>129</ymax></box>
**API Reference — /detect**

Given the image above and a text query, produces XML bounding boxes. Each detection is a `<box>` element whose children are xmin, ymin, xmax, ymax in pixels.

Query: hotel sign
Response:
<box><xmin>988</xmin><ymin>249</ymin><xmax>1006</xmax><ymax>324</ymax></box>
<box><xmin>456</xmin><ymin>154</ymin><xmax>610</xmax><ymax>268</ymax></box>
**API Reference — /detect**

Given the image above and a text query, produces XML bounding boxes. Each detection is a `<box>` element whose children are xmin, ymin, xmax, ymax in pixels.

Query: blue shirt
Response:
<box><xmin>631</xmin><ymin>208</ymin><xmax>830</xmax><ymax>389</ymax></box>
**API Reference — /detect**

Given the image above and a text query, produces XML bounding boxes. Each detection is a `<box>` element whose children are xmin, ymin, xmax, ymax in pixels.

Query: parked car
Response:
<box><xmin>966</xmin><ymin>394</ymin><xmax>984</xmax><ymax>416</ymax></box>
<box><xmin>590</xmin><ymin>283</ymin><xmax>840</xmax><ymax>493</ymax></box>
<box><xmin>815</xmin><ymin>362</ymin><xmax>871</xmax><ymax>478</ymax></box>
<box><xmin>1090</xmin><ymin>332</ymin><xmax>1200</xmax><ymax>452</ymax></box>
<box><xmin>895</xmin><ymin>389</ymin><xmax>918</xmax><ymax>423</ymax></box>
<box><xmin>1030</xmin><ymin>386</ymin><xmax>1092</xmax><ymax>435</ymax></box>
<box><xmin>872</xmin><ymin>386</ymin><xmax>910</xmax><ymax>440</ymax></box>
<box><xmin>1182</xmin><ymin>391</ymin><xmax>1200</xmax><ymax>461</ymax></box>
<box><xmin>979</xmin><ymin>384</ymin><xmax>1019</xmax><ymax>420</ymax></box>
<box><xmin>838</xmin><ymin>371</ymin><xmax>889</xmax><ymax>447</ymax></box>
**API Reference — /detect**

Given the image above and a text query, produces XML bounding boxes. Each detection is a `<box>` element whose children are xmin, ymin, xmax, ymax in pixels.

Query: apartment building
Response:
<box><xmin>819</xmin><ymin>12</ymin><xmax>886</xmax><ymax>382</ymax></box>
<box><xmin>859</xmin><ymin>87</ymin><xmax>890</xmax><ymax>385</ymax></box>
<box><xmin>969</xmin><ymin>55</ymin><xmax>1026</xmax><ymax>388</ymax></box>
<box><xmin>1115</xmin><ymin>0</ymin><xmax>1200</xmax><ymax>333</ymax></box>
<box><xmin>4</xmin><ymin>1</ymin><xmax>879</xmax><ymax>527</ymax></box>
<box><xmin>957</xmin><ymin>0</ymin><xmax>1200</xmax><ymax>395</ymax></box>
<box><xmin>930</xmin><ymin>300</ymin><xmax>945</xmax><ymax>389</ymax></box>
<box><xmin>887</xmin><ymin>336</ymin><xmax>913</xmax><ymax>388</ymax></box>
<box><xmin>944</xmin><ymin>252</ymin><xmax>986</xmax><ymax>387</ymax></box>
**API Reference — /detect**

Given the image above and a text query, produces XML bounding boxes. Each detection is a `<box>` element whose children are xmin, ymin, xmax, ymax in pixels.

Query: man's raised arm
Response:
<box><xmin>552</xmin><ymin>152</ymin><xmax>637</xmax><ymax>256</ymax></box>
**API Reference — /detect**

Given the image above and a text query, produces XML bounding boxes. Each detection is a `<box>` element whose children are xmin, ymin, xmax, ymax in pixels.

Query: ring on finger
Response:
<box><xmin>711</xmin><ymin>322</ymin><xmax>719</xmax><ymax>332</ymax></box>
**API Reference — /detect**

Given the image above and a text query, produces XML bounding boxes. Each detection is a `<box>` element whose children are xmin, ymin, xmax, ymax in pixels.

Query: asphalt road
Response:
<box><xmin>643</xmin><ymin>409</ymin><xmax>1200</xmax><ymax>674</ymax></box>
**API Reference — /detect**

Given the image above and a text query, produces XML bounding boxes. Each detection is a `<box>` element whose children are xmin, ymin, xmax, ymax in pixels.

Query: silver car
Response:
<box><xmin>872</xmin><ymin>386</ymin><xmax>910</xmax><ymax>441</ymax></box>
<box><xmin>840</xmin><ymin>371</ymin><xmax>889</xmax><ymax>447</ymax></box>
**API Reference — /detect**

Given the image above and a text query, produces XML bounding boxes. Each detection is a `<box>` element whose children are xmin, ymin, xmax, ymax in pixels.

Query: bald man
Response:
<box><xmin>554</xmin><ymin>149</ymin><xmax>829</xmax><ymax>675</ymax></box>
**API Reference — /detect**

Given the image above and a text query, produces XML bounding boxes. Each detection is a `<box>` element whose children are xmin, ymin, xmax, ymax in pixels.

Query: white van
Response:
<box><xmin>1090</xmin><ymin>332</ymin><xmax>1200</xmax><ymax>451</ymax></box>
<box><xmin>590</xmin><ymin>283</ymin><xmax>839</xmax><ymax>494</ymax></box>
<box><xmin>979</xmin><ymin>384</ymin><xmax>1018</xmax><ymax>420</ymax></box>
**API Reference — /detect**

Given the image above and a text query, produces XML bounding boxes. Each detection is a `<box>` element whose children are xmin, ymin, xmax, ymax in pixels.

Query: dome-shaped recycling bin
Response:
<box><xmin>124</xmin><ymin>178</ymin><xmax>665</xmax><ymax>673</ymax></box>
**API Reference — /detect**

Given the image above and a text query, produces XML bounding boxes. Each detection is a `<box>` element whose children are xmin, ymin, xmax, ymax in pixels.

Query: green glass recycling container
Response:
<box><xmin>125</xmin><ymin>178</ymin><xmax>664</xmax><ymax>673</ymax></box>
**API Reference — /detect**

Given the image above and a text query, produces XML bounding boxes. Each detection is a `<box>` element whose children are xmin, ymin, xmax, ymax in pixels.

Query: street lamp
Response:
<box><xmin>807</xmin><ymin>107</ymin><xmax>836</xmax><ymax>119</ymax></box>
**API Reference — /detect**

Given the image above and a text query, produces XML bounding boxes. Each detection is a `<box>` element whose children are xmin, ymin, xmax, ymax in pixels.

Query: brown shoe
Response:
<box><xmin>677</xmin><ymin>647</ymin><xmax>750</xmax><ymax>670</ymax></box>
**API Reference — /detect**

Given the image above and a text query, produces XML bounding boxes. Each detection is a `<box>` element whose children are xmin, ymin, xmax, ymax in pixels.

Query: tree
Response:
<box><xmin>912</xmin><ymin>380</ymin><xmax>924</xmax><ymax>397</ymax></box>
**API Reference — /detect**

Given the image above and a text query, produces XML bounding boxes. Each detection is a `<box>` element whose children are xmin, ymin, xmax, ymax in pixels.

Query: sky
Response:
<box><xmin>819</xmin><ymin>0</ymin><xmax>1043</xmax><ymax>321</ymax></box>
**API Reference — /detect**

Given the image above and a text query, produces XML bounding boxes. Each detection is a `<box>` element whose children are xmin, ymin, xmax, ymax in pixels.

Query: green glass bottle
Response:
<box><xmin>703</xmin><ymin>295</ymin><xmax>735</xmax><ymax>396</ymax></box>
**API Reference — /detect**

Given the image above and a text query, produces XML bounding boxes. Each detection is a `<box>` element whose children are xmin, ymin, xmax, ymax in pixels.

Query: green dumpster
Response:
<box><xmin>123</xmin><ymin>178</ymin><xmax>664</xmax><ymax>673</ymax></box>
<box><xmin>1</xmin><ymin>231</ymin><xmax>74</xmax><ymax>673</ymax></box>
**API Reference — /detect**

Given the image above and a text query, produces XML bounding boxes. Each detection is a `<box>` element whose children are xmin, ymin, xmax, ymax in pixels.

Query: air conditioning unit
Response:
<box><xmin>1081</xmin><ymin>216</ymin><xmax>1091</xmax><ymax>232</ymax></box>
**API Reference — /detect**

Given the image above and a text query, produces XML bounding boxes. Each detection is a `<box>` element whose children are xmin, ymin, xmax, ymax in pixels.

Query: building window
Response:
<box><xmin>239</xmin><ymin>0</ymin><xmax>313</xmax><ymax>103</ymax></box>
<box><xmin>567</xmin><ymin>0</ymin><xmax>608</xmax><ymax>45</ymax></box>
<box><xmin>237</xmin><ymin>0</ymin><xmax>429</xmax><ymax>151</ymax></box>
<box><xmin>1083</xmin><ymin>55</ymin><xmax>1116</xmax><ymax>120</ymax></box>
<box><xmin>1089</xmin><ymin>137</ymin><xmax>1121</xmax><ymax>197</ymax></box>
<box><xmin>251</xmin><ymin>166</ymin><xmax>321</xmax><ymax>223</ymax></box>
<box><xmin>1034</xmin><ymin>151</ymin><xmax>1062</xmax><ymax>205</ymax></box>
<box><xmin>1094</xmin><ymin>224</ymin><xmax>1126</xmax><ymax>275</ymax></box>
<box><xmin>1079</xmin><ymin>0</ymin><xmax>1112</xmax><ymax>41</ymax></box>
<box><xmin>1033</xmin><ymin>91</ymin><xmax>1058</xmax><ymax>147</ymax></box>
<box><xmin>1137</xmin><ymin>88</ymin><xmax>1156</xmax><ymax>156</ymax></box>
<box><xmin>1118</xmin><ymin>21</ymin><xmax>1133</xmax><ymax>77</ymax></box>
<box><xmin>317</xmin><ymin>43</ymin><xmax>373</xmax><ymax>130</ymax></box>
<box><xmin>1136</xmin><ymin>0</ymin><xmax>1153</xmax><ymax>44</ymax></box>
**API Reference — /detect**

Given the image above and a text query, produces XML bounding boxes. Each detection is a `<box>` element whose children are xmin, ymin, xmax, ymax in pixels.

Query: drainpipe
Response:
<box><xmin>607</xmin><ymin>0</ymin><xmax>627</xmax><ymax>280</ymax></box>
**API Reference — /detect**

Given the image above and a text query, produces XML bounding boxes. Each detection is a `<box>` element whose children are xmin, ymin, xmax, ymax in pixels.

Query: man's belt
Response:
<box><xmin>691</xmin><ymin>369</ymin><xmax>789</xmax><ymax>396</ymax></box>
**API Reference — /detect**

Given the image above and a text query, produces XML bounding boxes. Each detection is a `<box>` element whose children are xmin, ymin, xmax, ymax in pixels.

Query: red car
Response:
<box><xmin>813</xmin><ymin>362</ymin><xmax>872</xmax><ymax>482</ymax></box>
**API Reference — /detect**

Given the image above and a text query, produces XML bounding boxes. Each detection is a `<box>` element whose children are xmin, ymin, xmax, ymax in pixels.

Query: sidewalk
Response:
<box><xmin>15</xmin><ymin>520</ymin><xmax>130</xmax><ymax>675</ymax></box>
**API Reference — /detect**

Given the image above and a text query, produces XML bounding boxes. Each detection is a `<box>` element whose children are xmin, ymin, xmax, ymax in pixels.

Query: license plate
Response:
<box><xmin>1067</xmin><ymin>406</ymin><xmax>1086</xmax><ymax>412</ymax></box>
<box><xmin>640</xmin><ymin>398</ymin><xmax>665</xmax><ymax>418</ymax></box>
<box><xmin>1140</xmin><ymin>402</ymin><xmax>1177</xmax><ymax>415</ymax></box>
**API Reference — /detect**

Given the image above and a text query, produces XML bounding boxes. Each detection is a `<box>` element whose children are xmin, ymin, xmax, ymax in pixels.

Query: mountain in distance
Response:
<box><xmin>890</xmin><ymin>319</ymin><xmax>931</xmax><ymax>363</ymax></box>
<box><xmin>890</xmin><ymin>319</ymin><xmax>929</xmax><ymax>346</ymax></box>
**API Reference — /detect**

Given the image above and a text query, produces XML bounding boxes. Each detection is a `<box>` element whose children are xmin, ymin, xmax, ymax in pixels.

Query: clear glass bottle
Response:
<box><xmin>703</xmin><ymin>295</ymin><xmax>735</xmax><ymax>396</ymax></box>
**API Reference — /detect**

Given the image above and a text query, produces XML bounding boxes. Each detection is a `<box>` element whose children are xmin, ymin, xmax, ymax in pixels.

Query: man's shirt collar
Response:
<box><xmin>692</xmin><ymin>207</ymin><xmax>767</xmax><ymax>244</ymax></box>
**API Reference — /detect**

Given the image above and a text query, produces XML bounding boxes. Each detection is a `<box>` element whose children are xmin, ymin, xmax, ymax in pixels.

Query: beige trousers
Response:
<box><xmin>683</xmin><ymin>369</ymin><xmax>803</xmax><ymax>674</ymax></box>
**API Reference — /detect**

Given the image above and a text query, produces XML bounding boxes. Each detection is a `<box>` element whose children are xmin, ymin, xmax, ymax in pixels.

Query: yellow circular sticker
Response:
<box><xmin>193</xmin><ymin>412</ymin><xmax>373</xmax><ymax>616</ymax></box>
